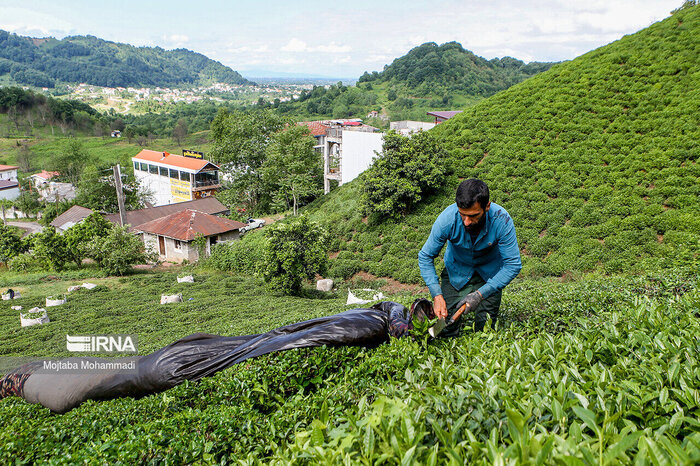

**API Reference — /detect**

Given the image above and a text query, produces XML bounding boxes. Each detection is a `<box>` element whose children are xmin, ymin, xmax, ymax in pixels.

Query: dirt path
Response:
<box><xmin>5</xmin><ymin>220</ymin><xmax>43</xmax><ymax>236</ymax></box>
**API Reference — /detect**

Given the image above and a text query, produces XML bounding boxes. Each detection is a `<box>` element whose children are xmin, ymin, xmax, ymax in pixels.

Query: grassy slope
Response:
<box><xmin>307</xmin><ymin>6</ymin><xmax>700</xmax><ymax>283</ymax></box>
<box><xmin>0</xmin><ymin>268</ymin><xmax>697</xmax><ymax>463</ymax></box>
<box><xmin>0</xmin><ymin>125</ymin><xmax>213</xmax><ymax>176</ymax></box>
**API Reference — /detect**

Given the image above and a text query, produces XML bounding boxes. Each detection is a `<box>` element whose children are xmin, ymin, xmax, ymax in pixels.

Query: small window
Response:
<box><xmin>169</xmin><ymin>169</ymin><xmax>179</xmax><ymax>179</ymax></box>
<box><xmin>174</xmin><ymin>240</ymin><xmax>182</xmax><ymax>250</ymax></box>
<box><xmin>180</xmin><ymin>171</ymin><xmax>190</xmax><ymax>182</ymax></box>
<box><xmin>140</xmin><ymin>162</ymin><xmax>148</xmax><ymax>171</ymax></box>
<box><xmin>133</xmin><ymin>161</ymin><xmax>140</xmax><ymax>171</ymax></box>
<box><xmin>149</xmin><ymin>164</ymin><xmax>158</xmax><ymax>174</ymax></box>
<box><xmin>159</xmin><ymin>166</ymin><xmax>168</xmax><ymax>177</ymax></box>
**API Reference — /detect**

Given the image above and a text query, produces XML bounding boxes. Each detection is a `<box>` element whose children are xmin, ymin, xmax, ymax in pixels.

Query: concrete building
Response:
<box><xmin>132</xmin><ymin>150</ymin><xmax>221</xmax><ymax>206</ymax></box>
<box><xmin>136</xmin><ymin>209</ymin><xmax>247</xmax><ymax>262</ymax></box>
<box><xmin>0</xmin><ymin>165</ymin><xmax>20</xmax><ymax>201</ymax></box>
<box><xmin>298</xmin><ymin>120</ymin><xmax>384</xmax><ymax>194</ymax></box>
<box><xmin>389</xmin><ymin>120</ymin><xmax>436</xmax><ymax>136</ymax></box>
<box><xmin>30</xmin><ymin>170</ymin><xmax>59</xmax><ymax>189</ymax></box>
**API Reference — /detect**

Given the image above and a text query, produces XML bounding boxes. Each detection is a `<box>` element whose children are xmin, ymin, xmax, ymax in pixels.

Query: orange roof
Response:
<box><xmin>0</xmin><ymin>164</ymin><xmax>19</xmax><ymax>171</ymax></box>
<box><xmin>135</xmin><ymin>209</ymin><xmax>247</xmax><ymax>241</ymax></box>
<box><xmin>132</xmin><ymin>150</ymin><xmax>219</xmax><ymax>172</ymax></box>
<box><xmin>31</xmin><ymin>170</ymin><xmax>60</xmax><ymax>180</ymax></box>
<box><xmin>298</xmin><ymin>121</ymin><xmax>328</xmax><ymax>137</ymax></box>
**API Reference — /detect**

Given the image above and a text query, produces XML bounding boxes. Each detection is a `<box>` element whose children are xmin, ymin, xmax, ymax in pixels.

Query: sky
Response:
<box><xmin>0</xmin><ymin>0</ymin><xmax>682</xmax><ymax>78</ymax></box>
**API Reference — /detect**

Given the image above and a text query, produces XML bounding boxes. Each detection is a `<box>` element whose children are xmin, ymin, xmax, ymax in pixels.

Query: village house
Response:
<box><xmin>136</xmin><ymin>209</ymin><xmax>247</xmax><ymax>262</ymax></box>
<box><xmin>103</xmin><ymin>197</ymin><xmax>230</xmax><ymax>231</ymax></box>
<box><xmin>29</xmin><ymin>170</ymin><xmax>60</xmax><ymax>189</ymax></box>
<box><xmin>50</xmin><ymin>205</ymin><xmax>94</xmax><ymax>232</ymax></box>
<box><xmin>132</xmin><ymin>150</ymin><xmax>221</xmax><ymax>206</ymax></box>
<box><xmin>0</xmin><ymin>164</ymin><xmax>20</xmax><ymax>201</ymax></box>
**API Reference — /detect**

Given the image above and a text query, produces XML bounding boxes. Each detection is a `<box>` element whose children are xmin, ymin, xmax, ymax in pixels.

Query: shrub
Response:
<box><xmin>361</xmin><ymin>130</ymin><xmax>447</xmax><ymax>219</ymax></box>
<box><xmin>203</xmin><ymin>231</ymin><xmax>267</xmax><ymax>275</ymax></box>
<box><xmin>87</xmin><ymin>225</ymin><xmax>156</xmax><ymax>275</ymax></box>
<box><xmin>262</xmin><ymin>216</ymin><xmax>329</xmax><ymax>295</ymax></box>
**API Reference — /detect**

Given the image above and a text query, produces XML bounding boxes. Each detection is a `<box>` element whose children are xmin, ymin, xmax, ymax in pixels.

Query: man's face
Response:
<box><xmin>458</xmin><ymin>202</ymin><xmax>490</xmax><ymax>232</ymax></box>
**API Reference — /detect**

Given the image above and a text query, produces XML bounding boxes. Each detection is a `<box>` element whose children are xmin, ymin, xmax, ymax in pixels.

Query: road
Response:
<box><xmin>5</xmin><ymin>221</ymin><xmax>43</xmax><ymax>236</ymax></box>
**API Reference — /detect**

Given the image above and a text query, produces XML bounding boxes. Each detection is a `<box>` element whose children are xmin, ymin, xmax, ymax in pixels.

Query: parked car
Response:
<box><xmin>241</xmin><ymin>218</ymin><xmax>265</xmax><ymax>233</ymax></box>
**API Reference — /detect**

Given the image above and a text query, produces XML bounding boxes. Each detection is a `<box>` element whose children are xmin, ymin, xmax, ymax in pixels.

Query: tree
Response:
<box><xmin>63</xmin><ymin>213</ymin><xmax>114</xmax><ymax>266</ymax></box>
<box><xmin>261</xmin><ymin>126</ymin><xmax>322</xmax><ymax>215</ymax></box>
<box><xmin>50</xmin><ymin>138</ymin><xmax>93</xmax><ymax>184</ymax></box>
<box><xmin>75</xmin><ymin>165</ymin><xmax>148</xmax><ymax>212</ymax></box>
<box><xmin>32</xmin><ymin>226</ymin><xmax>71</xmax><ymax>271</ymax></box>
<box><xmin>361</xmin><ymin>130</ymin><xmax>447</xmax><ymax>219</ymax></box>
<box><xmin>172</xmin><ymin>118</ymin><xmax>188</xmax><ymax>145</ymax></box>
<box><xmin>210</xmin><ymin>108</ymin><xmax>289</xmax><ymax>214</ymax></box>
<box><xmin>0</xmin><ymin>223</ymin><xmax>25</xmax><ymax>264</ymax></box>
<box><xmin>13</xmin><ymin>191</ymin><xmax>41</xmax><ymax>217</ymax></box>
<box><xmin>87</xmin><ymin>225</ymin><xmax>156</xmax><ymax>275</ymax></box>
<box><xmin>262</xmin><ymin>216</ymin><xmax>329</xmax><ymax>295</ymax></box>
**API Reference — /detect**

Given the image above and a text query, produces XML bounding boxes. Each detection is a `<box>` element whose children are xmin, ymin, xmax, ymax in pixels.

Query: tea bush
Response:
<box><xmin>0</xmin><ymin>268</ymin><xmax>697</xmax><ymax>463</ymax></box>
<box><xmin>304</xmin><ymin>7</ymin><xmax>700</xmax><ymax>282</ymax></box>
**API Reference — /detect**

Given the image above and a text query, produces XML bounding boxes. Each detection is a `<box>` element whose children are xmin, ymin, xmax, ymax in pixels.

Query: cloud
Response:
<box><xmin>0</xmin><ymin>7</ymin><xmax>74</xmax><ymax>38</ymax></box>
<box><xmin>163</xmin><ymin>34</ymin><xmax>189</xmax><ymax>46</ymax></box>
<box><xmin>281</xmin><ymin>38</ymin><xmax>307</xmax><ymax>52</ymax></box>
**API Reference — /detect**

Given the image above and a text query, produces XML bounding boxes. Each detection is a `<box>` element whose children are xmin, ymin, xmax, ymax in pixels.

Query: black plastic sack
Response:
<box><xmin>1</xmin><ymin>301</ymin><xmax>428</xmax><ymax>414</ymax></box>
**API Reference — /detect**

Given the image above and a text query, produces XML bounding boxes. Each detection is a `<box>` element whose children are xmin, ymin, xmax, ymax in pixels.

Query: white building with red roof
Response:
<box><xmin>135</xmin><ymin>209</ymin><xmax>247</xmax><ymax>262</ymax></box>
<box><xmin>132</xmin><ymin>150</ymin><xmax>221</xmax><ymax>206</ymax></box>
<box><xmin>29</xmin><ymin>170</ymin><xmax>59</xmax><ymax>189</ymax></box>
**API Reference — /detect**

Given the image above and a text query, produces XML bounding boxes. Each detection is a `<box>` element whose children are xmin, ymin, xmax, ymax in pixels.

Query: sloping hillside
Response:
<box><xmin>0</xmin><ymin>31</ymin><xmax>252</xmax><ymax>88</ymax></box>
<box><xmin>307</xmin><ymin>5</ymin><xmax>700</xmax><ymax>282</ymax></box>
<box><xmin>358</xmin><ymin>41</ymin><xmax>554</xmax><ymax>97</ymax></box>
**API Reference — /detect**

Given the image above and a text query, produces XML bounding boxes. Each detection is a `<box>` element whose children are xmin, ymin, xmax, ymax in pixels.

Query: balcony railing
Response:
<box><xmin>193</xmin><ymin>179</ymin><xmax>220</xmax><ymax>189</ymax></box>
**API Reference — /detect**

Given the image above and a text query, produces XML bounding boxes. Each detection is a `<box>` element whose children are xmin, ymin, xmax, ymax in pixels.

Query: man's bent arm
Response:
<box><xmin>418</xmin><ymin>223</ymin><xmax>448</xmax><ymax>298</ymax></box>
<box><xmin>478</xmin><ymin>219</ymin><xmax>522</xmax><ymax>298</ymax></box>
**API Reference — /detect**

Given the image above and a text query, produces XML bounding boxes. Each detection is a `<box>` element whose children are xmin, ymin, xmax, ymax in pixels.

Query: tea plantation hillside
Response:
<box><xmin>0</xmin><ymin>268</ymin><xmax>698</xmax><ymax>463</ymax></box>
<box><xmin>306</xmin><ymin>5</ymin><xmax>700</xmax><ymax>283</ymax></box>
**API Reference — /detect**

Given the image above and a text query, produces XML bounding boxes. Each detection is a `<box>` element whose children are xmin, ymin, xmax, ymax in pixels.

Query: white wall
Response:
<box><xmin>389</xmin><ymin>121</ymin><xmax>435</xmax><ymax>136</ymax></box>
<box><xmin>0</xmin><ymin>187</ymin><xmax>20</xmax><ymax>201</ymax></box>
<box><xmin>340</xmin><ymin>131</ymin><xmax>384</xmax><ymax>185</ymax></box>
<box><xmin>0</xmin><ymin>169</ymin><xmax>17</xmax><ymax>181</ymax></box>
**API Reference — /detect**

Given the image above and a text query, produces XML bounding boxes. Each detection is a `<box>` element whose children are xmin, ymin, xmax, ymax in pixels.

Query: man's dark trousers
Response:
<box><xmin>440</xmin><ymin>268</ymin><xmax>502</xmax><ymax>337</ymax></box>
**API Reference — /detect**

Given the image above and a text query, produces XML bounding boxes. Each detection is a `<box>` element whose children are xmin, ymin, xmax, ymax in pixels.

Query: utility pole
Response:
<box><xmin>113</xmin><ymin>164</ymin><xmax>127</xmax><ymax>227</ymax></box>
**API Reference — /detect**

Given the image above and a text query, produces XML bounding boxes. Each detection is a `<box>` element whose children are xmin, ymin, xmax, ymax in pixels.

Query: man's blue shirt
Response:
<box><xmin>418</xmin><ymin>202</ymin><xmax>522</xmax><ymax>299</ymax></box>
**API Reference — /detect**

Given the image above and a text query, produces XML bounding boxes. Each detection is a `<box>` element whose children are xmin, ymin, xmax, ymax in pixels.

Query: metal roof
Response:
<box><xmin>104</xmin><ymin>197</ymin><xmax>229</xmax><ymax>231</ymax></box>
<box><xmin>134</xmin><ymin>209</ymin><xmax>247</xmax><ymax>241</ymax></box>
<box><xmin>426</xmin><ymin>110</ymin><xmax>463</xmax><ymax>120</ymax></box>
<box><xmin>50</xmin><ymin>205</ymin><xmax>94</xmax><ymax>229</ymax></box>
<box><xmin>0</xmin><ymin>180</ymin><xmax>18</xmax><ymax>190</ymax></box>
<box><xmin>132</xmin><ymin>150</ymin><xmax>219</xmax><ymax>173</ymax></box>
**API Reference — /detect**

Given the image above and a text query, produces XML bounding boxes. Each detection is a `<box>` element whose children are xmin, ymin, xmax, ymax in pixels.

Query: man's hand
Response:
<box><xmin>433</xmin><ymin>294</ymin><xmax>448</xmax><ymax>320</ymax></box>
<box><xmin>456</xmin><ymin>290</ymin><xmax>484</xmax><ymax>314</ymax></box>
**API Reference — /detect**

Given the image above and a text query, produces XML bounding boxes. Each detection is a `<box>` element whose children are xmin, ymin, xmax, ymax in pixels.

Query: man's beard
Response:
<box><xmin>465</xmin><ymin>215</ymin><xmax>486</xmax><ymax>233</ymax></box>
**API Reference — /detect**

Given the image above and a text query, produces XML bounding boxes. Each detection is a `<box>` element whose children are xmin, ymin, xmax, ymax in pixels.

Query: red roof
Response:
<box><xmin>104</xmin><ymin>197</ymin><xmax>229</xmax><ymax>231</ymax></box>
<box><xmin>0</xmin><ymin>164</ymin><xmax>19</xmax><ymax>172</ymax></box>
<box><xmin>132</xmin><ymin>150</ymin><xmax>219</xmax><ymax>172</ymax></box>
<box><xmin>135</xmin><ymin>209</ymin><xmax>247</xmax><ymax>241</ymax></box>
<box><xmin>31</xmin><ymin>170</ymin><xmax>59</xmax><ymax>180</ymax></box>
<box><xmin>298</xmin><ymin>121</ymin><xmax>328</xmax><ymax>137</ymax></box>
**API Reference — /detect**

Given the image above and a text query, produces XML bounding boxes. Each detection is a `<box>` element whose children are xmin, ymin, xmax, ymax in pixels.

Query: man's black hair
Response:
<box><xmin>455</xmin><ymin>179</ymin><xmax>489</xmax><ymax>209</ymax></box>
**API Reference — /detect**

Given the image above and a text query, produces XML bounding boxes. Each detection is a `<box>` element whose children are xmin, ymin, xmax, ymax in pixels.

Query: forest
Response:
<box><xmin>0</xmin><ymin>31</ymin><xmax>251</xmax><ymax>88</ymax></box>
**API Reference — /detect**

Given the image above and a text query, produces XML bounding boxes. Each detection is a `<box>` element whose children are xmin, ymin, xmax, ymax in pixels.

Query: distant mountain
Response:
<box><xmin>358</xmin><ymin>41</ymin><xmax>556</xmax><ymax>97</ymax></box>
<box><xmin>0</xmin><ymin>31</ymin><xmax>252</xmax><ymax>88</ymax></box>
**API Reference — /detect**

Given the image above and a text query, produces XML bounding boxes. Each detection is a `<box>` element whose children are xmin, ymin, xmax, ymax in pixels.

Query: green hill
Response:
<box><xmin>359</xmin><ymin>41</ymin><xmax>554</xmax><ymax>97</ymax></box>
<box><xmin>273</xmin><ymin>42</ymin><xmax>556</xmax><ymax>122</ymax></box>
<box><xmin>0</xmin><ymin>31</ymin><xmax>252</xmax><ymax>88</ymax></box>
<box><xmin>305</xmin><ymin>4</ymin><xmax>700</xmax><ymax>282</ymax></box>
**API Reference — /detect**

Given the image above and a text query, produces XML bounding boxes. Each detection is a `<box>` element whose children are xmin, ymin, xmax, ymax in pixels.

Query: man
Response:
<box><xmin>418</xmin><ymin>179</ymin><xmax>522</xmax><ymax>336</ymax></box>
